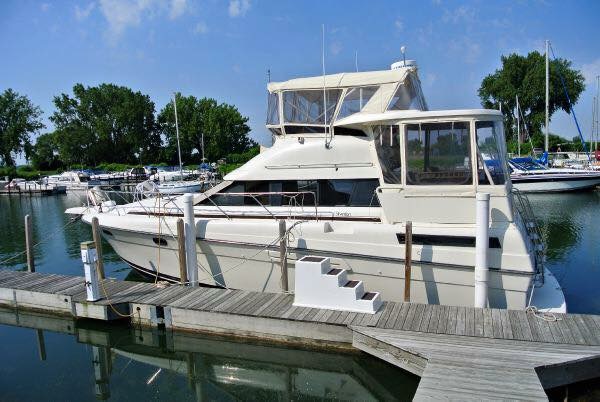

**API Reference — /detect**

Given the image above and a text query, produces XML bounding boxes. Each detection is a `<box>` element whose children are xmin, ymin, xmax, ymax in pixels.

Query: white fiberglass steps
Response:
<box><xmin>293</xmin><ymin>256</ymin><xmax>383</xmax><ymax>314</ymax></box>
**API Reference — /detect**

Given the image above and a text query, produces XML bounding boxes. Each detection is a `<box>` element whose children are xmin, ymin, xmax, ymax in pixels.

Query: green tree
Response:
<box><xmin>50</xmin><ymin>84</ymin><xmax>160</xmax><ymax>166</ymax></box>
<box><xmin>0</xmin><ymin>89</ymin><xmax>45</xmax><ymax>166</ymax></box>
<box><xmin>31</xmin><ymin>133</ymin><xmax>62</xmax><ymax>170</ymax></box>
<box><xmin>157</xmin><ymin>93</ymin><xmax>255</xmax><ymax>164</ymax></box>
<box><xmin>478</xmin><ymin>52</ymin><xmax>585</xmax><ymax>142</ymax></box>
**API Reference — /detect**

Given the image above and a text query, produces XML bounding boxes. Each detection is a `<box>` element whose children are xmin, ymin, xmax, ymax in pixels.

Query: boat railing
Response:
<box><xmin>511</xmin><ymin>188</ymin><xmax>545</xmax><ymax>281</ymax></box>
<box><xmin>83</xmin><ymin>188</ymin><xmax>319</xmax><ymax>221</ymax></box>
<box><xmin>205</xmin><ymin>191</ymin><xmax>319</xmax><ymax>220</ymax></box>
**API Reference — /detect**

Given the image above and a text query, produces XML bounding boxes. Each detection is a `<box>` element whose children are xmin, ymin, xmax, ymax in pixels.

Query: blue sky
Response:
<box><xmin>1</xmin><ymin>0</ymin><xmax>599</xmax><ymax>163</ymax></box>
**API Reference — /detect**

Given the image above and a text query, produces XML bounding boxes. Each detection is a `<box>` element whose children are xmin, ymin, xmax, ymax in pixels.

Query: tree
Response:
<box><xmin>157</xmin><ymin>94</ymin><xmax>255</xmax><ymax>164</ymax></box>
<box><xmin>50</xmin><ymin>84</ymin><xmax>160</xmax><ymax>167</ymax></box>
<box><xmin>30</xmin><ymin>133</ymin><xmax>61</xmax><ymax>170</ymax></box>
<box><xmin>0</xmin><ymin>89</ymin><xmax>45</xmax><ymax>166</ymax></box>
<box><xmin>478</xmin><ymin>52</ymin><xmax>585</xmax><ymax>142</ymax></box>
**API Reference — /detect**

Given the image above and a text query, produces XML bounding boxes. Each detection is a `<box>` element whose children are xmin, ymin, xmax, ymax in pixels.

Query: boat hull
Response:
<box><xmin>101</xmin><ymin>225</ymin><xmax>534</xmax><ymax>310</ymax></box>
<box><xmin>511</xmin><ymin>176</ymin><xmax>600</xmax><ymax>193</ymax></box>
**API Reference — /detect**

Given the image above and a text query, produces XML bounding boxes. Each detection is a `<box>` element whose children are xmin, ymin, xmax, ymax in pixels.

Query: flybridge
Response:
<box><xmin>266</xmin><ymin>62</ymin><xmax>428</xmax><ymax>137</ymax></box>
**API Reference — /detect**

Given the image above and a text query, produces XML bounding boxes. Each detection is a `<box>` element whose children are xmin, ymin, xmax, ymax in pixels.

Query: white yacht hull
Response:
<box><xmin>511</xmin><ymin>176</ymin><xmax>600</xmax><ymax>193</ymax></box>
<box><xmin>95</xmin><ymin>217</ymin><xmax>534</xmax><ymax>310</ymax></box>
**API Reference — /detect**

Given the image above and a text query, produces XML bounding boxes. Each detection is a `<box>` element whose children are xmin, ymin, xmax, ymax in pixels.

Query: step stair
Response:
<box><xmin>293</xmin><ymin>256</ymin><xmax>382</xmax><ymax>314</ymax></box>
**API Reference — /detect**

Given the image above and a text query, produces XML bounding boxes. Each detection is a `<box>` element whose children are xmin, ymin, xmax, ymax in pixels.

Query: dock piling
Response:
<box><xmin>177</xmin><ymin>218</ymin><xmax>188</xmax><ymax>285</ymax></box>
<box><xmin>183</xmin><ymin>194</ymin><xmax>198</xmax><ymax>286</ymax></box>
<box><xmin>404</xmin><ymin>221</ymin><xmax>412</xmax><ymax>302</ymax></box>
<box><xmin>24</xmin><ymin>214</ymin><xmax>35</xmax><ymax>273</ymax></box>
<box><xmin>475</xmin><ymin>193</ymin><xmax>490</xmax><ymax>308</ymax></box>
<box><xmin>91</xmin><ymin>217</ymin><xmax>105</xmax><ymax>280</ymax></box>
<box><xmin>81</xmin><ymin>241</ymin><xmax>101</xmax><ymax>301</ymax></box>
<box><xmin>279</xmin><ymin>220</ymin><xmax>288</xmax><ymax>292</ymax></box>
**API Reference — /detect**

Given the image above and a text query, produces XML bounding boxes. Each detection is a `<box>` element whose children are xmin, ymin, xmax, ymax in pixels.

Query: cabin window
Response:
<box><xmin>200</xmin><ymin>180</ymin><xmax>380</xmax><ymax>207</ymax></box>
<box><xmin>476</xmin><ymin>121</ymin><xmax>507</xmax><ymax>185</ymax></box>
<box><xmin>388</xmin><ymin>76</ymin><xmax>423</xmax><ymax>111</ymax></box>
<box><xmin>337</xmin><ymin>86</ymin><xmax>379</xmax><ymax>119</ymax></box>
<box><xmin>374</xmin><ymin>125</ymin><xmax>401</xmax><ymax>184</ymax></box>
<box><xmin>266</xmin><ymin>92</ymin><xmax>280</xmax><ymax>125</ymax></box>
<box><xmin>405</xmin><ymin>122</ymin><xmax>472</xmax><ymax>185</ymax></box>
<box><xmin>283</xmin><ymin>89</ymin><xmax>342</xmax><ymax>125</ymax></box>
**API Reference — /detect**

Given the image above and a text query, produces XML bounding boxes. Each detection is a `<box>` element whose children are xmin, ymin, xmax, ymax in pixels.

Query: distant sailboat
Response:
<box><xmin>155</xmin><ymin>93</ymin><xmax>205</xmax><ymax>194</ymax></box>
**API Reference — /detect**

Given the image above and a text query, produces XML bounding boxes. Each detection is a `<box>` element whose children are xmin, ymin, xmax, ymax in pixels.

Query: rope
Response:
<box><xmin>176</xmin><ymin>220</ymin><xmax>306</xmax><ymax>288</ymax></box>
<box><xmin>525</xmin><ymin>305</ymin><xmax>561</xmax><ymax>322</ymax></box>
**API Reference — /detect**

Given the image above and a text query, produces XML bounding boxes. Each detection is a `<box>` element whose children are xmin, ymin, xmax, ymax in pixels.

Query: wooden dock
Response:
<box><xmin>1</xmin><ymin>269</ymin><xmax>599</xmax><ymax>400</ymax></box>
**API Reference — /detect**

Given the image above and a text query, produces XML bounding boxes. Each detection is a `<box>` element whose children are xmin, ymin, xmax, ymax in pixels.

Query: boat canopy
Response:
<box><xmin>266</xmin><ymin>64</ymin><xmax>427</xmax><ymax>135</ymax></box>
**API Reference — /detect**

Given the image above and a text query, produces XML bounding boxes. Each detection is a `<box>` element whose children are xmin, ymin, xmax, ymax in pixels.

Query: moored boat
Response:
<box><xmin>67</xmin><ymin>59</ymin><xmax>565</xmax><ymax>312</ymax></box>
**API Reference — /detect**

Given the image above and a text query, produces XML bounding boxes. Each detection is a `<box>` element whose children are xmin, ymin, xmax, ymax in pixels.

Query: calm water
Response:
<box><xmin>1</xmin><ymin>192</ymin><xmax>599</xmax><ymax>400</ymax></box>
<box><xmin>0</xmin><ymin>194</ymin><xmax>419</xmax><ymax>401</ymax></box>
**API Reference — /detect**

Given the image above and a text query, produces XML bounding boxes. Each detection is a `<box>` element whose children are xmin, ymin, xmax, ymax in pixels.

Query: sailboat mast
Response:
<box><xmin>590</xmin><ymin>75</ymin><xmax>600</xmax><ymax>151</ymax></box>
<box><xmin>545</xmin><ymin>39</ymin><xmax>549</xmax><ymax>155</ymax></box>
<box><xmin>173</xmin><ymin>93</ymin><xmax>183</xmax><ymax>177</ymax></box>
<box><xmin>516</xmin><ymin>95</ymin><xmax>521</xmax><ymax>157</ymax></box>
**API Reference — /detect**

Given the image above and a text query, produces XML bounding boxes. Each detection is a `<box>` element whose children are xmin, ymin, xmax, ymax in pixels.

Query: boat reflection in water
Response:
<box><xmin>0</xmin><ymin>308</ymin><xmax>418</xmax><ymax>401</ymax></box>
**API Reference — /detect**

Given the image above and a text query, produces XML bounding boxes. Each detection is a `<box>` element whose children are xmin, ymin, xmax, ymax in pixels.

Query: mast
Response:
<box><xmin>545</xmin><ymin>39</ymin><xmax>549</xmax><ymax>156</ymax></box>
<box><xmin>201</xmin><ymin>131</ymin><xmax>205</xmax><ymax>163</ymax></box>
<box><xmin>173</xmin><ymin>93</ymin><xmax>183</xmax><ymax>178</ymax></box>
<box><xmin>322</xmin><ymin>24</ymin><xmax>329</xmax><ymax>147</ymax></box>
<box><xmin>516</xmin><ymin>95</ymin><xmax>521</xmax><ymax>157</ymax></box>
<box><xmin>590</xmin><ymin>75</ymin><xmax>600</xmax><ymax>152</ymax></box>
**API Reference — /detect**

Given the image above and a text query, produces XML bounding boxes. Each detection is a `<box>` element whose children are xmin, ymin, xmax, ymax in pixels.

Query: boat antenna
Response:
<box><xmin>545</xmin><ymin>39</ymin><xmax>549</xmax><ymax>159</ymax></box>
<box><xmin>401</xmin><ymin>46</ymin><xmax>406</xmax><ymax>67</ymax></box>
<box><xmin>355</xmin><ymin>50</ymin><xmax>358</xmax><ymax>72</ymax></box>
<box><xmin>173</xmin><ymin>93</ymin><xmax>183</xmax><ymax>178</ymax></box>
<box><xmin>322</xmin><ymin>24</ymin><xmax>331</xmax><ymax>148</ymax></box>
<box><xmin>267</xmin><ymin>69</ymin><xmax>271</xmax><ymax>83</ymax></box>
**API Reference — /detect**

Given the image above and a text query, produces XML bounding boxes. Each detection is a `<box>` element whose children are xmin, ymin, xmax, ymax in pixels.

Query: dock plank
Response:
<box><xmin>446</xmin><ymin>306</ymin><xmax>458</xmax><ymax>335</ymax></box>
<box><xmin>427</xmin><ymin>304</ymin><xmax>441</xmax><ymax>333</ymax></box>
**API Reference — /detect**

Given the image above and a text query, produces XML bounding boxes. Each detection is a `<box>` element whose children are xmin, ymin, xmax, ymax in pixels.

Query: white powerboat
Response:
<box><xmin>67</xmin><ymin>60</ymin><xmax>565</xmax><ymax>311</ymax></box>
<box><xmin>44</xmin><ymin>171</ymin><xmax>99</xmax><ymax>192</ymax></box>
<box><xmin>509</xmin><ymin>157</ymin><xmax>600</xmax><ymax>192</ymax></box>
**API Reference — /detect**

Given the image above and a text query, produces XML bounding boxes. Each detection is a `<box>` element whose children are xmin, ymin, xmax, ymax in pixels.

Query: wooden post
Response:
<box><xmin>279</xmin><ymin>220</ymin><xmax>288</xmax><ymax>292</ymax></box>
<box><xmin>404</xmin><ymin>221</ymin><xmax>412</xmax><ymax>303</ymax></box>
<box><xmin>177</xmin><ymin>218</ymin><xmax>188</xmax><ymax>285</ymax></box>
<box><xmin>25</xmin><ymin>214</ymin><xmax>35</xmax><ymax>272</ymax></box>
<box><xmin>91</xmin><ymin>217</ymin><xmax>105</xmax><ymax>280</ymax></box>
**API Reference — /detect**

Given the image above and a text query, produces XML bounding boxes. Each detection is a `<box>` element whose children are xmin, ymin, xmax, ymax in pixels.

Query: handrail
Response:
<box><xmin>210</xmin><ymin>191</ymin><xmax>319</xmax><ymax>221</ymax></box>
<box><xmin>84</xmin><ymin>189</ymin><xmax>321</xmax><ymax>222</ymax></box>
<box><xmin>511</xmin><ymin>188</ymin><xmax>545</xmax><ymax>281</ymax></box>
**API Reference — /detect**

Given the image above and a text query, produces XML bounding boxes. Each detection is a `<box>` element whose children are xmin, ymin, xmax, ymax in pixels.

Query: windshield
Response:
<box><xmin>282</xmin><ymin>89</ymin><xmax>342</xmax><ymax>125</ymax></box>
<box><xmin>476</xmin><ymin>120</ymin><xmax>508</xmax><ymax>185</ymax></box>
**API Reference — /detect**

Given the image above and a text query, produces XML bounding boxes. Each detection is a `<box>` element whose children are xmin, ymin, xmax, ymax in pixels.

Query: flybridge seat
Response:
<box><xmin>265</xmin><ymin>62</ymin><xmax>428</xmax><ymax>137</ymax></box>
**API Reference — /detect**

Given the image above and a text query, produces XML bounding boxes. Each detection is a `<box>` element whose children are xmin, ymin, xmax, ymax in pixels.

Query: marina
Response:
<box><xmin>2</xmin><ymin>1</ymin><xmax>600</xmax><ymax>400</ymax></box>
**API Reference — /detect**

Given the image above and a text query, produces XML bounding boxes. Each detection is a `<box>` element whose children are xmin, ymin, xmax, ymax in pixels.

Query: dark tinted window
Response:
<box><xmin>201</xmin><ymin>179</ymin><xmax>380</xmax><ymax>207</ymax></box>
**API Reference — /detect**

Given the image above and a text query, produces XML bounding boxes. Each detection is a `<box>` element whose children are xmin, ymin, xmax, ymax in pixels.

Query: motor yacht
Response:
<box><xmin>67</xmin><ymin>60</ymin><xmax>565</xmax><ymax>311</ymax></box>
<box><xmin>509</xmin><ymin>157</ymin><xmax>600</xmax><ymax>192</ymax></box>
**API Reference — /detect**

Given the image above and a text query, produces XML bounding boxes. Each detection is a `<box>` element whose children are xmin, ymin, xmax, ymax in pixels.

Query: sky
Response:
<box><xmin>1</xmin><ymin>0</ymin><xmax>599</xmax><ymax>164</ymax></box>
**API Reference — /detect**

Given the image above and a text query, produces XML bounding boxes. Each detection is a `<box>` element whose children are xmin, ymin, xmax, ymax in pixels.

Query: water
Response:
<box><xmin>1</xmin><ymin>192</ymin><xmax>599</xmax><ymax>400</ymax></box>
<box><xmin>0</xmin><ymin>194</ymin><xmax>419</xmax><ymax>400</ymax></box>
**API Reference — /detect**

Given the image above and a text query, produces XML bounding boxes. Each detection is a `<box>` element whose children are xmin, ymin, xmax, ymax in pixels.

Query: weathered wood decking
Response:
<box><xmin>1</xmin><ymin>269</ymin><xmax>599</xmax><ymax>400</ymax></box>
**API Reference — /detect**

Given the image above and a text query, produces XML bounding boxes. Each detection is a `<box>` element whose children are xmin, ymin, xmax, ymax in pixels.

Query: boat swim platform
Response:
<box><xmin>1</xmin><ymin>270</ymin><xmax>599</xmax><ymax>400</ymax></box>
